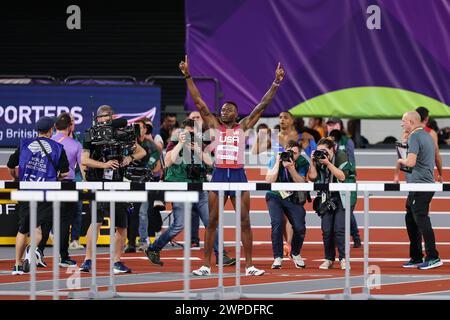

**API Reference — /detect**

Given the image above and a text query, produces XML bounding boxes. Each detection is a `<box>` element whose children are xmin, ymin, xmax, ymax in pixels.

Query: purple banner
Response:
<box><xmin>185</xmin><ymin>0</ymin><xmax>450</xmax><ymax>118</ymax></box>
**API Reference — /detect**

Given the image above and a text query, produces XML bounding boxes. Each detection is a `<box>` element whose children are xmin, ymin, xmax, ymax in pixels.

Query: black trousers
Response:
<box><xmin>127</xmin><ymin>202</ymin><xmax>140</xmax><ymax>246</ymax></box>
<box><xmin>405</xmin><ymin>192</ymin><xmax>439</xmax><ymax>261</ymax></box>
<box><xmin>38</xmin><ymin>201</ymin><xmax>77</xmax><ymax>261</ymax></box>
<box><xmin>320</xmin><ymin>196</ymin><xmax>345</xmax><ymax>261</ymax></box>
<box><xmin>147</xmin><ymin>192</ymin><xmax>163</xmax><ymax>237</ymax></box>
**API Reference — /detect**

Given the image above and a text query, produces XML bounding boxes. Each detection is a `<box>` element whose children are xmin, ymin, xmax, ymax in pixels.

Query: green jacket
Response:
<box><xmin>164</xmin><ymin>146</ymin><xmax>208</xmax><ymax>183</ymax></box>
<box><xmin>314</xmin><ymin>150</ymin><xmax>357</xmax><ymax>207</ymax></box>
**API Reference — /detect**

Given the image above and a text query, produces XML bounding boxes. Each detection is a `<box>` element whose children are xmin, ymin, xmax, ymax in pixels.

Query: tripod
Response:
<box><xmin>162</xmin><ymin>210</ymin><xmax>184</xmax><ymax>248</ymax></box>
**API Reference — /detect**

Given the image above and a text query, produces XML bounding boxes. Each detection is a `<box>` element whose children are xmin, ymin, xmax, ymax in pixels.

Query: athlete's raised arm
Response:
<box><xmin>179</xmin><ymin>55</ymin><xmax>220</xmax><ymax>129</ymax></box>
<box><xmin>240</xmin><ymin>62</ymin><xmax>285</xmax><ymax>131</ymax></box>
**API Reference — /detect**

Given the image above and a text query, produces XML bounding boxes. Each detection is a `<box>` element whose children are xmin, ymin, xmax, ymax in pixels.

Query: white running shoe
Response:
<box><xmin>292</xmin><ymin>254</ymin><xmax>306</xmax><ymax>269</ymax></box>
<box><xmin>271</xmin><ymin>257</ymin><xmax>283</xmax><ymax>269</ymax></box>
<box><xmin>245</xmin><ymin>266</ymin><xmax>265</xmax><ymax>276</ymax></box>
<box><xmin>192</xmin><ymin>265</ymin><xmax>211</xmax><ymax>276</ymax></box>
<box><xmin>319</xmin><ymin>259</ymin><xmax>334</xmax><ymax>269</ymax></box>
<box><xmin>69</xmin><ymin>240</ymin><xmax>84</xmax><ymax>250</ymax></box>
<box><xmin>340</xmin><ymin>258</ymin><xmax>350</xmax><ymax>270</ymax></box>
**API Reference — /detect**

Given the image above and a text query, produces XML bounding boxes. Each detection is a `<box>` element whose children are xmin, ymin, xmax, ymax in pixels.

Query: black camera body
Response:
<box><xmin>280</xmin><ymin>150</ymin><xmax>294</xmax><ymax>162</ymax></box>
<box><xmin>85</xmin><ymin>120</ymin><xmax>139</xmax><ymax>149</ymax></box>
<box><xmin>186</xmin><ymin>164</ymin><xmax>206</xmax><ymax>180</ymax></box>
<box><xmin>124</xmin><ymin>166</ymin><xmax>155</xmax><ymax>183</ymax></box>
<box><xmin>84</xmin><ymin>119</ymin><xmax>140</xmax><ymax>181</ymax></box>
<box><xmin>313</xmin><ymin>194</ymin><xmax>338</xmax><ymax>217</ymax></box>
<box><xmin>314</xmin><ymin>149</ymin><xmax>329</xmax><ymax>161</ymax></box>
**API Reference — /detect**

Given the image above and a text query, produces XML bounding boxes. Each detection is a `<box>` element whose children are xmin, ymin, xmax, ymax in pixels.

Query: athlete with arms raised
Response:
<box><xmin>179</xmin><ymin>55</ymin><xmax>285</xmax><ymax>276</ymax></box>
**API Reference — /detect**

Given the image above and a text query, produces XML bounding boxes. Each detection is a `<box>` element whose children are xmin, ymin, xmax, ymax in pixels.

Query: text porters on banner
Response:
<box><xmin>0</xmin><ymin>84</ymin><xmax>161</xmax><ymax>147</ymax></box>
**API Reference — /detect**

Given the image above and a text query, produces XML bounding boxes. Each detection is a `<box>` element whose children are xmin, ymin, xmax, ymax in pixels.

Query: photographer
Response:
<box><xmin>328</xmin><ymin>127</ymin><xmax>361</xmax><ymax>248</ymax></box>
<box><xmin>308</xmin><ymin>138</ymin><xmax>356</xmax><ymax>270</ymax></box>
<box><xmin>144</xmin><ymin>118</ymin><xmax>235</xmax><ymax>267</ymax></box>
<box><xmin>79</xmin><ymin>105</ymin><xmax>146</xmax><ymax>274</ymax></box>
<box><xmin>265</xmin><ymin>140</ymin><xmax>309</xmax><ymax>269</ymax></box>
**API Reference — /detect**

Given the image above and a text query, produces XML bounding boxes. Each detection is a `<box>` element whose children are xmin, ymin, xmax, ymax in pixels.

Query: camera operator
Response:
<box><xmin>79</xmin><ymin>105</ymin><xmax>146</xmax><ymax>274</ymax></box>
<box><xmin>144</xmin><ymin>118</ymin><xmax>235</xmax><ymax>267</ymax></box>
<box><xmin>265</xmin><ymin>140</ymin><xmax>309</xmax><ymax>269</ymax></box>
<box><xmin>308</xmin><ymin>138</ymin><xmax>356</xmax><ymax>270</ymax></box>
<box><xmin>124</xmin><ymin>118</ymin><xmax>162</xmax><ymax>253</ymax></box>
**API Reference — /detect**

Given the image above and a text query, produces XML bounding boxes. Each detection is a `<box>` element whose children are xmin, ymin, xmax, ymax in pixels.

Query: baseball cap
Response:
<box><xmin>326</xmin><ymin>117</ymin><xmax>341</xmax><ymax>124</ymax></box>
<box><xmin>36</xmin><ymin>116</ymin><xmax>56</xmax><ymax>131</ymax></box>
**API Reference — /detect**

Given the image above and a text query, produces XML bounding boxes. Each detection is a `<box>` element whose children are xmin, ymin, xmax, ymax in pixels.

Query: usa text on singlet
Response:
<box><xmin>213</xmin><ymin>124</ymin><xmax>246</xmax><ymax>169</ymax></box>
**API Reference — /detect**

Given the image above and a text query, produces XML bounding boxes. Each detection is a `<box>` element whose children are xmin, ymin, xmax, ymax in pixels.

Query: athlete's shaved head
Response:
<box><xmin>402</xmin><ymin>111</ymin><xmax>421</xmax><ymax>133</ymax></box>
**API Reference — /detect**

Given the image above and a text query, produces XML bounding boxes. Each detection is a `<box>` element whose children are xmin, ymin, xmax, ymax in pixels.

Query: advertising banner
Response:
<box><xmin>0</xmin><ymin>84</ymin><xmax>161</xmax><ymax>147</ymax></box>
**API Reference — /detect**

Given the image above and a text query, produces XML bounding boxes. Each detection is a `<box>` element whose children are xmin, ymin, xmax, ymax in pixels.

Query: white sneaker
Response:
<box><xmin>69</xmin><ymin>240</ymin><xmax>84</xmax><ymax>250</ymax></box>
<box><xmin>340</xmin><ymin>258</ymin><xmax>350</xmax><ymax>270</ymax></box>
<box><xmin>245</xmin><ymin>266</ymin><xmax>265</xmax><ymax>276</ymax></box>
<box><xmin>192</xmin><ymin>265</ymin><xmax>211</xmax><ymax>276</ymax></box>
<box><xmin>319</xmin><ymin>259</ymin><xmax>334</xmax><ymax>269</ymax></box>
<box><xmin>271</xmin><ymin>257</ymin><xmax>283</xmax><ymax>269</ymax></box>
<box><xmin>153</xmin><ymin>200</ymin><xmax>166</xmax><ymax>211</ymax></box>
<box><xmin>292</xmin><ymin>254</ymin><xmax>306</xmax><ymax>269</ymax></box>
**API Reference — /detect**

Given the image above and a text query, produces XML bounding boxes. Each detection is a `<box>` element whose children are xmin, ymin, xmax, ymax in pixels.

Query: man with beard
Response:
<box><xmin>179</xmin><ymin>55</ymin><xmax>284</xmax><ymax>276</ymax></box>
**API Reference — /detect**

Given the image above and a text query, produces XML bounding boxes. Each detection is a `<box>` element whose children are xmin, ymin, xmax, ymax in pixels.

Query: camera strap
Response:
<box><xmin>320</xmin><ymin>156</ymin><xmax>336</xmax><ymax>203</ymax></box>
<box><xmin>36</xmin><ymin>139</ymin><xmax>59</xmax><ymax>174</ymax></box>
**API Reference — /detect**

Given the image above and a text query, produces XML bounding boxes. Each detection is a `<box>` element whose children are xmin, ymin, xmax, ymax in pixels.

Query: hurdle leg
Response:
<box><xmin>52</xmin><ymin>201</ymin><xmax>61</xmax><ymax>300</ymax></box>
<box><xmin>29</xmin><ymin>201</ymin><xmax>37</xmax><ymax>301</ymax></box>
<box><xmin>235</xmin><ymin>190</ymin><xmax>241</xmax><ymax>297</ymax></box>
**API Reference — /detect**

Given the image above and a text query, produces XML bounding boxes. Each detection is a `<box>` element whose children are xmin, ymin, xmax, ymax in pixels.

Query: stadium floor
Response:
<box><xmin>0</xmin><ymin>151</ymin><xmax>449</xmax><ymax>299</ymax></box>
<box><xmin>0</xmin><ymin>241</ymin><xmax>450</xmax><ymax>300</ymax></box>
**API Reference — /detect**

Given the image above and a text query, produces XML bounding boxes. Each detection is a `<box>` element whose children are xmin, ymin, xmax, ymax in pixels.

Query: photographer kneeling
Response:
<box><xmin>79</xmin><ymin>105</ymin><xmax>146</xmax><ymax>274</ymax></box>
<box><xmin>144</xmin><ymin>119</ymin><xmax>235</xmax><ymax>266</ymax></box>
<box><xmin>308</xmin><ymin>138</ymin><xmax>356</xmax><ymax>270</ymax></box>
<box><xmin>265</xmin><ymin>140</ymin><xmax>309</xmax><ymax>269</ymax></box>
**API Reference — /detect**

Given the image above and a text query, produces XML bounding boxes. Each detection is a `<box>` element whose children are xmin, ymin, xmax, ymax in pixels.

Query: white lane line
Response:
<box><xmin>247</xmin><ymin>241</ymin><xmax>450</xmax><ymax>245</ymax></box>
<box><xmin>161</xmin><ymin>274</ymin><xmax>450</xmax><ymax>296</ymax></box>
<box><xmin>247</xmin><ymin>195</ymin><xmax>450</xmax><ymax>199</ymax></box>
<box><xmin>213</xmin><ymin>226</ymin><xmax>450</xmax><ymax>230</ymax></box>
<box><xmin>287</xmin><ymin>276</ymin><xmax>450</xmax><ymax>296</ymax></box>
<box><xmin>311</xmin><ymin>258</ymin><xmax>450</xmax><ymax>263</ymax></box>
<box><xmin>406</xmin><ymin>289</ymin><xmax>450</xmax><ymax>296</ymax></box>
<box><xmin>161</xmin><ymin>210</ymin><xmax>450</xmax><ymax>215</ymax></box>
<box><xmin>0</xmin><ymin>271</ymin><xmax>166</xmax><ymax>287</ymax></box>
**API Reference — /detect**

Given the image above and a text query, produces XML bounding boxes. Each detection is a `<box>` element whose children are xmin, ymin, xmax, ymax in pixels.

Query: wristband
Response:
<box><xmin>185</xmin><ymin>74</ymin><xmax>192</xmax><ymax>79</ymax></box>
<box><xmin>273</xmin><ymin>80</ymin><xmax>280</xmax><ymax>86</ymax></box>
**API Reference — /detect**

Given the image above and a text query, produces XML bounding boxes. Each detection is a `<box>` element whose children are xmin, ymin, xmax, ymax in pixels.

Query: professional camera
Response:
<box><xmin>280</xmin><ymin>150</ymin><xmax>294</xmax><ymax>162</ymax></box>
<box><xmin>186</xmin><ymin>164</ymin><xmax>207</xmax><ymax>180</ymax></box>
<box><xmin>124</xmin><ymin>165</ymin><xmax>155</xmax><ymax>183</ymax></box>
<box><xmin>85</xmin><ymin>117</ymin><xmax>139</xmax><ymax>149</ymax></box>
<box><xmin>313</xmin><ymin>149</ymin><xmax>329</xmax><ymax>161</ymax></box>
<box><xmin>313</xmin><ymin>194</ymin><xmax>338</xmax><ymax>217</ymax></box>
<box><xmin>84</xmin><ymin>117</ymin><xmax>140</xmax><ymax>181</ymax></box>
